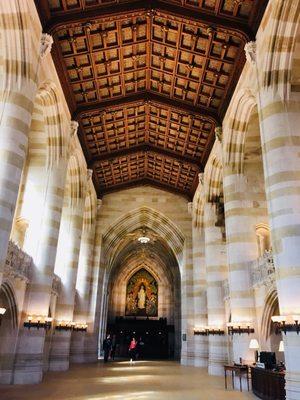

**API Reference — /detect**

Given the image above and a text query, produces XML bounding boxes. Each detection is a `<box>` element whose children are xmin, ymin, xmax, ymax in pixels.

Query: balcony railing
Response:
<box><xmin>4</xmin><ymin>241</ymin><xmax>32</xmax><ymax>282</ymax></box>
<box><xmin>251</xmin><ymin>249</ymin><xmax>275</xmax><ymax>288</ymax></box>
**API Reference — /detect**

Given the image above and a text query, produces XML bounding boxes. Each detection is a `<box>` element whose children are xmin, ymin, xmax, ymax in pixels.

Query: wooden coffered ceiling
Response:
<box><xmin>36</xmin><ymin>0</ymin><xmax>268</xmax><ymax>200</ymax></box>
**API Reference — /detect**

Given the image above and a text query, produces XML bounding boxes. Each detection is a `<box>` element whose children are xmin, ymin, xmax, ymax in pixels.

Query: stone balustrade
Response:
<box><xmin>4</xmin><ymin>241</ymin><xmax>32</xmax><ymax>282</ymax></box>
<box><xmin>251</xmin><ymin>250</ymin><xmax>275</xmax><ymax>288</ymax></box>
<box><xmin>222</xmin><ymin>250</ymin><xmax>275</xmax><ymax>299</ymax></box>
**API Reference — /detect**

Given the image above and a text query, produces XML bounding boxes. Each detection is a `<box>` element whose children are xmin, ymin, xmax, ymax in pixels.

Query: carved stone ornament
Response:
<box><xmin>4</xmin><ymin>240</ymin><xmax>32</xmax><ymax>282</ymax></box>
<box><xmin>87</xmin><ymin>169</ymin><xmax>93</xmax><ymax>181</ymax></box>
<box><xmin>244</xmin><ymin>41</ymin><xmax>256</xmax><ymax>66</ymax></box>
<box><xmin>251</xmin><ymin>249</ymin><xmax>275</xmax><ymax>288</ymax></box>
<box><xmin>40</xmin><ymin>33</ymin><xmax>53</xmax><ymax>59</ymax></box>
<box><xmin>97</xmin><ymin>199</ymin><xmax>103</xmax><ymax>211</ymax></box>
<box><xmin>215</xmin><ymin>126</ymin><xmax>222</xmax><ymax>143</ymax></box>
<box><xmin>198</xmin><ymin>173</ymin><xmax>204</xmax><ymax>185</ymax></box>
<box><xmin>70</xmin><ymin>120</ymin><xmax>79</xmax><ymax>137</ymax></box>
<box><xmin>187</xmin><ymin>202</ymin><xmax>193</xmax><ymax>215</ymax></box>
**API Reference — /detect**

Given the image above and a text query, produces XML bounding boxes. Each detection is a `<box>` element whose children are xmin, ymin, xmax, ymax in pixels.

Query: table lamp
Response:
<box><xmin>249</xmin><ymin>338</ymin><xmax>259</xmax><ymax>362</ymax></box>
<box><xmin>279</xmin><ymin>340</ymin><xmax>284</xmax><ymax>352</ymax></box>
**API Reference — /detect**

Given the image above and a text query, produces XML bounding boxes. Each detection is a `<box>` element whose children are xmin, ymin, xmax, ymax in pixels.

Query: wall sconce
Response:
<box><xmin>55</xmin><ymin>321</ymin><xmax>75</xmax><ymax>331</ymax></box>
<box><xmin>207</xmin><ymin>327</ymin><xmax>225</xmax><ymax>335</ymax></box>
<box><xmin>194</xmin><ymin>326</ymin><xmax>224</xmax><ymax>335</ymax></box>
<box><xmin>0</xmin><ymin>307</ymin><xmax>6</xmax><ymax>326</ymax></box>
<box><xmin>271</xmin><ymin>315</ymin><xmax>300</xmax><ymax>335</ymax></box>
<box><xmin>73</xmin><ymin>323</ymin><xmax>88</xmax><ymax>332</ymax></box>
<box><xmin>194</xmin><ymin>327</ymin><xmax>208</xmax><ymax>336</ymax></box>
<box><xmin>227</xmin><ymin>322</ymin><xmax>254</xmax><ymax>335</ymax></box>
<box><xmin>24</xmin><ymin>315</ymin><xmax>52</xmax><ymax>330</ymax></box>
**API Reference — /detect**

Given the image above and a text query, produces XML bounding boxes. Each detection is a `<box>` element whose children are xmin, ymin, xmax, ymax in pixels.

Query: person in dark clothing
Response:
<box><xmin>137</xmin><ymin>337</ymin><xmax>145</xmax><ymax>360</ymax></box>
<box><xmin>103</xmin><ymin>334</ymin><xmax>112</xmax><ymax>363</ymax></box>
<box><xmin>110</xmin><ymin>334</ymin><xmax>117</xmax><ymax>360</ymax></box>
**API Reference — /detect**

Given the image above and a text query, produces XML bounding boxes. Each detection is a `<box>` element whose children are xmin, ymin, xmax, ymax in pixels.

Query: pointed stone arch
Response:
<box><xmin>223</xmin><ymin>88</ymin><xmax>257</xmax><ymax>174</ymax></box>
<box><xmin>29</xmin><ymin>81</ymin><xmax>68</xmax><ymax>169</ymax></box>
<box><xmin>102</xmin><ymin>206</ymin><xmax>185</xmax><ymax>271</ymax></box>
<box><xmin>259</xmin><ymin>0</ymin><xmax>300</xmax><ymax>99</ymax></box>
<box><xmin>64</xmin><ymin>149</ymin><xmax>87</xmax><ymax>208</ymax></box>
<box><xmin>205</xmin><ymin>156</ymin><xmax>223</xmax><ymax>204</ymax></box>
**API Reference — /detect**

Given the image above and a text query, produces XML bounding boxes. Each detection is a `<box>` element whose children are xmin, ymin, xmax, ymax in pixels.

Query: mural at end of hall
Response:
<box><xmin>125</xmin><ymin>268</ymin><xmax>158</xmax><ymax>317</ymax></box>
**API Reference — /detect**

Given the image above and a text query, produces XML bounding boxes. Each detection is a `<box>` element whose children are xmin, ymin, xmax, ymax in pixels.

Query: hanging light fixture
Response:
<box><xmin>138</xmin><ymin>236</ymin><xmax>150</xmax><ymax>244</ymax></box>
<box><xmin>0</xmin><ymin>308</ymin><xmax>6</xmax><ymax>326</ymax></box>
<box><xmin>137</xmin><ymin>227</ymin><xmax>150</xmax><ymax>244</ymax></box>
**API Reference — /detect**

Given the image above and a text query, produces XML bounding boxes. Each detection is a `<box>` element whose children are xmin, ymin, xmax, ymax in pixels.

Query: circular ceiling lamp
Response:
<box><xmin>138</xmin><ymin>236</ymin><xmax>150</xmax><ymax>244</ymax></box>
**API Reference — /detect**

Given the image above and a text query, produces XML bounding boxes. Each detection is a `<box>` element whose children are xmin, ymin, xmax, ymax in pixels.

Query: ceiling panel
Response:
<box><xmin>36</xmin><ymin>0</ymin><xmax>268</xmax><ymax>199</ymax></box>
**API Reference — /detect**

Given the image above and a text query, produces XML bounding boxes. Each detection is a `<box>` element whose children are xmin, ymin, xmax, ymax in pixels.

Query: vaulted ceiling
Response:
<box><xmin>36</xmin><ymin>0</ymin><xmax>267</xmax><ymax>200</ymax></box>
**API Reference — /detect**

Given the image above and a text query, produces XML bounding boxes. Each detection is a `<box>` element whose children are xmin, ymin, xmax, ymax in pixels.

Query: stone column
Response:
<box><xmin>244</xmin><ymin>19</ymin><xmax>300</xmax><ymax>395</ymax></box>
<box><xmin>204</xmin><ymin>202</ymin><xmax>228</xmax><ymax>375</ymax></box>
<box><xmin>258</xmin><ymin>89</ymin><xmax>300</xmax><ymax>399</ymax></box>
<box><xmin>0</xmin><ymin>19</ymin><xmax>53</xmax><ymax>285</ymax></box>
<box><xmin>192</xmin><ymin>180</ymin><xmax>208</xmax><ymax>368</ymax></box>
<box><xmin>12</xmin><ymin>120</ymin><xmax>72</xmax><ymax>384</ymax></box>
<box><xmin>192</xmin><ymin>226</ymin><xmax>208</xmax><ymax>368</ymax></box>
<box><xmin>223</xmin><ymin>171</ymin><xmax>257</xmax><ymax>364</ymax></box>
<box><xmin>49</xmin><ymin>165</ymin><xmax>87</xmax><ymax>371</ymax></box>
<box><xmin>181</xmin><ymin>203</ymin><xmax>195</xmax><ymax>366</ymax></box>
<box><xmin>84</xmin><ymin>200</ymin><xmax>104</xmax><ymax>362</ymax></box>
<box><xmin>70</xmin><ymin>175</ymin><xmax>97</xmax><ymax>363</ymax></box>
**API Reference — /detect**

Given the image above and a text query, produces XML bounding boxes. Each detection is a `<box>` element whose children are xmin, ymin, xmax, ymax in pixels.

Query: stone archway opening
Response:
<box><xmin>98</xmin><ymin>208</ymin><xmax>184</xmax><ymax>361</ymax></box>
<box><xmin>106</xmin><ymin>229</ymin><xmax>181</xmax><ymax>360</ymax></box>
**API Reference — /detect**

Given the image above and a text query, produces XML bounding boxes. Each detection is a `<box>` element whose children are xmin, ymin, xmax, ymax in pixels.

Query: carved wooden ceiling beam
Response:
<box><xmin>96</xmin><ymin>176</ymin><xmax>193</xmax><ymax>200</ymax></box>
<box><xmin>39</xmin><ymin>0</ymin><xmax>254</xmax><ymax>41</ymax></box>
<box><xmin>89</xmin><ymin>143</ymin><xmax>203</xmax><ymax>171</ymax></box>
<box><xmin>74</xmin><ymin>91</ymin><xmax>220</xmax><ymax>125</ymax></box>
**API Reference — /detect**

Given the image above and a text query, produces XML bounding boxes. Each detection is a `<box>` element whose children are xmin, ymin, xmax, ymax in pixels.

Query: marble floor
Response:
<box><xmin>0</xmin><ymin>361</ymin><xmax>258</xmax><ymax>400</ymax></box>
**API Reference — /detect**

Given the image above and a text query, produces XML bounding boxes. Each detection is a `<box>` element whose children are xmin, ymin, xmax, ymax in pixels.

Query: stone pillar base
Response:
<box><xmin>13</xmin><ymin>370</ymin><xmax>43</xmax><ymax>385</ymax></box>
<box><xmin>48</xmin><ymin>331</ymin><xmax>71</xmax><ymax>372</ymax></box>
<box><xmin>0</xmin><ymin>370</ymin><xmax>13</xmax><ymax>385</ymax></box>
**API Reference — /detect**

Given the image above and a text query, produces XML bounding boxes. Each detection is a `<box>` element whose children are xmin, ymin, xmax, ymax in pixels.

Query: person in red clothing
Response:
<box><xmin>129</xmin><ymin>337</ymin><xmax>137</xmax><ymax>363</ymax></box>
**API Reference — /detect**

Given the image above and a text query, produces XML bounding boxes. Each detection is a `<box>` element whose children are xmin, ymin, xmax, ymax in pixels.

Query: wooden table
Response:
<box><xmin>224</xmin><ymin>364</ymin><xmax>250</xmax><ymax>392</ymax></box>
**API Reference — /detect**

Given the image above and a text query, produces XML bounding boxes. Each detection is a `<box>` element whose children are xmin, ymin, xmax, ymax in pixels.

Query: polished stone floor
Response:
<box><xmin>0</xmin><ymin>361</ymin><xmax>258</xmax><ymax>400</ymax></box>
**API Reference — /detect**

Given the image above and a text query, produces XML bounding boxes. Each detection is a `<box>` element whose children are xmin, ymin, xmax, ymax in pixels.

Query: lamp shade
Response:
<box><xmin>279</xmin><ymin>340</ymin><xmax>284</xmax><ymax>352</ymax></box>
<box><xmin>249</xmin><ymin>339</ymin><xmax>259</xmax><ymax>350</ymax></box>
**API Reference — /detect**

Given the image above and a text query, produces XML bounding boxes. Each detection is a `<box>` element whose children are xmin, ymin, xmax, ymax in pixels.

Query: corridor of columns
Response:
<box><xmin>0</xmin><ymin>1</ymin><xmax>300</xmax><ymax>399</ymax></box>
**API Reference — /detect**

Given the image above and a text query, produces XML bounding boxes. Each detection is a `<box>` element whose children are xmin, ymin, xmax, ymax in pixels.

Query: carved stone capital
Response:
<box><xmin>215</xmin><ymin>126</ymin><xmax>222</xmax><ymax>143</ymax></box>
<box><xmin>40</xmin><ymin>33</ymin><xmax>53</xmax><ymax>59</ymax></box>
<box><xmin>70</xmin><ymin>120</ymin><xmax>79</xmax><ymax>137</ymax></box>
<box><xmin>244</xmin><ymin>41</ymin><xmax>256</xmax><ymax>66</ymax></box>
<box><xmin>97</xmin><ymin>199</ymin><xmax>103</xmax><ymax>211</ymax></box>
<box><xmin>198</xmin><ymin>173</ymin><xmax>204</xmax><ymax>185</ymax></box>
<box><xmin>87</xmin><ymin>168</ymin><xmax>93</xmax><ymax>181</ymax></box>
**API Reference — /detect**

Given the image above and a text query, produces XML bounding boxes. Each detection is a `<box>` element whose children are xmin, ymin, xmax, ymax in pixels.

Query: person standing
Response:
<box><xmin>111</xmin><ymin>334</ymin><xmax>117</xmax><ymax>360</ymax></box>
<box><xmin>129</xmin><ymin>337</ymin><xmax>137</xmax><ymax>364</ymax></box>
<box><xmin>137</xmin><ymin>337</ymin><xmax>145</xmax><ymax>360</ymax></box>
<box><xmin>103</xmin><ymin>334</ymin><xmax>112</xmax><ymax>363</ymax></box>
